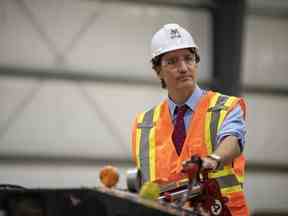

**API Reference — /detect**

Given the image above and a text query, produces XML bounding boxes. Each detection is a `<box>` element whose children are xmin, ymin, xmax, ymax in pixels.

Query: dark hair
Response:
<box><xmin>151</xmin><ymin>48</ymin><xmax>200</xmax><ymax>89</ymax></box>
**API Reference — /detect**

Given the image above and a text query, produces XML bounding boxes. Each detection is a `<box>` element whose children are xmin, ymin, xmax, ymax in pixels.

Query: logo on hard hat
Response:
<box><xmin>170</xmin><ymin>29</ymin><xmax>181</xmax><ymax>39</ymax></box>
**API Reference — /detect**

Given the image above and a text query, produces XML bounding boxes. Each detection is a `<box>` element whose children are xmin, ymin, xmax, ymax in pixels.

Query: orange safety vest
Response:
<box><xmin>131</xmin><ymin>91</ymin><xmax>249</xmax><ymax>216</ymax></box>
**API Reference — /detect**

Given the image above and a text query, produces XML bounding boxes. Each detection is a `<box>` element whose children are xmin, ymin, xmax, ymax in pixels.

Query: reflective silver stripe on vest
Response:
<box><xmin>138</xmin><ymin>107</ymin><xmax>155</xmax><ymax>183</ymax></box>
<box><xmin>209</xmin><ymin>95</ymin><xmax>229</xmax><ymax>152</ymax></box>
<box><xmin>216</xmin><ymin>174</ymin><xmax>241</xmax><ymax>188</ymax></box>
<box><xmin>208</xmin><ymin>95</ymin><xmax>241</xmax><ymax>189</ymax></box>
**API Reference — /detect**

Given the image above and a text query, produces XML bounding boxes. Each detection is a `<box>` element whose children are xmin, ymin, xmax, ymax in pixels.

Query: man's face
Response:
<box><xmin>157</xmin><ymin>48</ymin><xmax>198</xmax><ymax>92</ymax></box>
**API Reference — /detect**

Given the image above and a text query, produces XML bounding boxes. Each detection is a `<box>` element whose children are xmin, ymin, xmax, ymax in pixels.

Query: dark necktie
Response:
<box><xmin>172</xmin><ymin>105</ymin><xmax>188</xmax><ymax>155</ymax></box>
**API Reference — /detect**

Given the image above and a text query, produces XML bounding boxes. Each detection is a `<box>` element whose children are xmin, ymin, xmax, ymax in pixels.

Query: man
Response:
<box><xmin>131</xmin><ymin>23</ymin><xmax>249</xmax><ymax>215</ymax></box>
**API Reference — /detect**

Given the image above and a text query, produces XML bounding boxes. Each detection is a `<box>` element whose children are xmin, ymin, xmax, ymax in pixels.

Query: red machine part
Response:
<box><xmin>182</xmin><ymin>156</ymin><xmax>232</xmax><ymax>216</ymax></box>
<box><xmin>159</xmin><ymin>155</ymin><xmax>232</xmax><ymax>216</ymax></box>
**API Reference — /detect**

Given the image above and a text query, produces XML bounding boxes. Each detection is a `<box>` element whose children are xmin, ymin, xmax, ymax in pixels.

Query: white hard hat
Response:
<box><xmin>150</xmin><ymin>23</ymin><xmax>198</xmax><ymax>59</ymax></box>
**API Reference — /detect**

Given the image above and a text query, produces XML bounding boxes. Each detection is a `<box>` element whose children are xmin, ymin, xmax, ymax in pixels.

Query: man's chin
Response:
<box><xmin>178</xmin><ymin>81</ymin><xmax>195</xmax><ymax>89</ymax></box>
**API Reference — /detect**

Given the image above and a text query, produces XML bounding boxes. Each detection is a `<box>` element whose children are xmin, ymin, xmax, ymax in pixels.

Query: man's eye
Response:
<box><xmin>185</xmin><ymin>56</ymin><xmax>195</xmax><ymax>63</ymax></box>
<box><xmin>166</xmin><ymin>59</ymin><xmax>177</xmax><ymax>65</ymax></box>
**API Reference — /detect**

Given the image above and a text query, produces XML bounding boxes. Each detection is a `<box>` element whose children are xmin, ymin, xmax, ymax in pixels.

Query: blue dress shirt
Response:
<box><xmin>168</xmin><ymin>85</ymin><xmax>246</xmax><ymax>151</ymax></box>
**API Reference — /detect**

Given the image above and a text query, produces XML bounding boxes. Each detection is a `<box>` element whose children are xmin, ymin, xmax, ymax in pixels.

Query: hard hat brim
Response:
<box><xmin>151</xmin><ymin>44</ymin><xmax>198</xmax><ymax>60</ymax></box>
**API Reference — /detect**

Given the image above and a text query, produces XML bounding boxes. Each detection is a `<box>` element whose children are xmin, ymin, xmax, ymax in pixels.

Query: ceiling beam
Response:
<box><xmin>98</xmin><ymin>0</ymin><xmax>214</xmax><ymax>10</ymax></box>
<box><xmin>1</xmin><ymin>153</ymin><xmax>288</xmax><ymax>174</ymax></box>
<box><xmin>1</xmin><ymin>65</ymin><xmax>288</xmax><ymax>96</ymax></box>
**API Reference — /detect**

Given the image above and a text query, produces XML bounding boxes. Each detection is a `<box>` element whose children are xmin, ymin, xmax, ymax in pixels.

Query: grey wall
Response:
<box><xmin>243</xmin><ymin>15</ymin><xmax>288</xmax><ymax>87</ymax></box>
<box><xmin>0</xmin><ymin>0</ymin><xmax>288</xmax><ymax>214</ymax></box>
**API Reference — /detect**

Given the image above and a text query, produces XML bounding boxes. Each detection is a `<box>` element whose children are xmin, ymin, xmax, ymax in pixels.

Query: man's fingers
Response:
<box><xmin>201</xmin><ymin>157</ymin><xmax>218</xmax><ymax>170</ymax></box>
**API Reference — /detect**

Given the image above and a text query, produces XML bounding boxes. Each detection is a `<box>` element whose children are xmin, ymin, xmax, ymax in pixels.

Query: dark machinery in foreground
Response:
<box><xmin>0</xmin><ymin>156</ymin><xmax>231</xmax><ymax>216</ymax></box>
<box><xmin>127</xmin><ymin>155</ymin><xmax>231</xmax><ymax>216</ymax></box>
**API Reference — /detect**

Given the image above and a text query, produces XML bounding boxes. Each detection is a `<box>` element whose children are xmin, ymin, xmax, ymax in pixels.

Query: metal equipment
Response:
<box><xmin>127</xmin><ymin>155</ymin><xmax>232</xmax><ymax>216</ymax></box>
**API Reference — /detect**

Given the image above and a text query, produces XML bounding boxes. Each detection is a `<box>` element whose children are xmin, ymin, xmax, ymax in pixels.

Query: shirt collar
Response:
<box><xmin>168</xmin><ymin>85</ymin><xmax>203</xmax><ymax>116</ymax></box>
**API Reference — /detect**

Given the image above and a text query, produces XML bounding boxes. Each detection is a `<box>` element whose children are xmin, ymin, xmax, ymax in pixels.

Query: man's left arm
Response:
<box><xmin>202</xmin><ymin>105</ymin><xmax>246</xmax><ymax>169</ymax></box>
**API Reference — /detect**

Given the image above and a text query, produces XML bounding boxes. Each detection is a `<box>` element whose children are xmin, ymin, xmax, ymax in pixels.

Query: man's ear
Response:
<box><xmin>154</xmin><ymin>66</ymin><xmax>162</xmax><ymax>79</ymax></box>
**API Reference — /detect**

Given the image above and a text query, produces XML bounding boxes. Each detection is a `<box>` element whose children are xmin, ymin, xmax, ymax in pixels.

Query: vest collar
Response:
<box><xmin>168</xmin><ymin>85</ymin><xmax>203</xmax><ymax>117</ymax></box>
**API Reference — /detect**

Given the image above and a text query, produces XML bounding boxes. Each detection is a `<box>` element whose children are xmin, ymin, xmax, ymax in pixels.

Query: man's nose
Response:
<box><xmin>177</xmin><ymin>60</ymin><xmax>188</xmax><ymax>73</ymax></box>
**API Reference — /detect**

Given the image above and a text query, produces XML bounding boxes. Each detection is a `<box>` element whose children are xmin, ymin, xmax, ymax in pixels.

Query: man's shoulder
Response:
<box><xmin>208</xmin><ymin>91</ymin><xmax>246</xmax><ymax>115</ymax></box>
<box><xmin>208</xmin><ymin>90</ymin><xmax>244</xmax><ymax>101</ymax></box>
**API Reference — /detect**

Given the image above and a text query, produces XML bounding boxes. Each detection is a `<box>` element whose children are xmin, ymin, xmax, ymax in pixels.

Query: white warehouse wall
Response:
<box><xmin>0</xmin><ymin>0</ymin><xmax>288</xmax><ymax>214</ymax></box>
